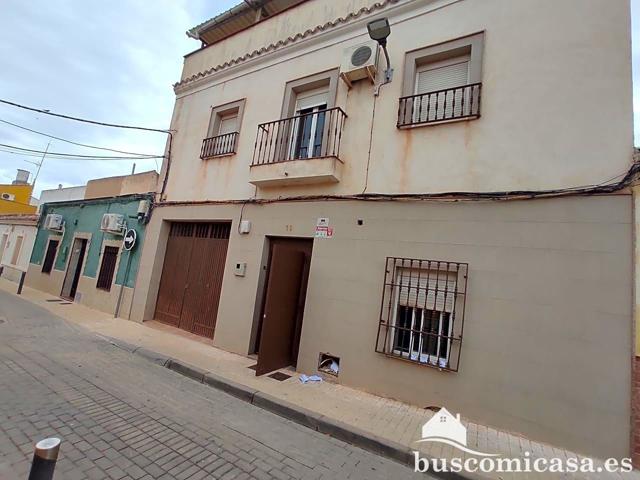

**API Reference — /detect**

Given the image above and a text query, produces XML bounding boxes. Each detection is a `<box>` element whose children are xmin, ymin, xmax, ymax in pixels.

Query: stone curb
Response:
<box><xmin>135</xmin><ymin>347</ymin><xmax>171</xmax><ymax>366</ymax></box>
<box><xmin>166</xmin><ymin>359</ymin><xmax>207</xmax><ymax>383</ymax></box>
<box><xmin>104</xmin><ymin>337</ymin><xmax>139</xmax><ymax>353</ymax></box>
<box><xmin>103</xmin><ymin>337</ymin><xmax>480</xmax><ymax>480</ymax></box>
<box><xmin>252</xmin><ymin>391</ymin><xmax>322</xmax><ymax>432</ymax></box>
<box><xmin>203</xmin><ymin>371</ymin><xmax>257</xmax><ymax>402</ymax></box>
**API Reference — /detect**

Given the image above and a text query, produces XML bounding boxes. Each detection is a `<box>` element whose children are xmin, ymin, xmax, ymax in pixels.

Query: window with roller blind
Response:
<box><xmin>399</xmin><ymin>32</ymin><xmax>484</xmax><ymax>127</ymax></box>
<box><xmin>376</xmin><ymin>257</ymin><xmax>468</xmax><ymax>372</ymax></box>
<box><xmin>202</xmin><ymin>99</ymin><xmax>245</xmax><ymax>158</ymax></box>
<box><xmin>414</xmin><ymin>56</ymin><xmax>470</xmax><ymax>123</ymax></box>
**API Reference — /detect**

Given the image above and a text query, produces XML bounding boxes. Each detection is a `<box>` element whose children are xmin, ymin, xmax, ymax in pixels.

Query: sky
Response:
<box><xmin>0</xmin><ymin>0</ymin><xmax>639</xmax><ymax>197</ymax></box>
<box><xmin>0</xmin><ymin>0</ymin><xmax>237</xmax><ymax>196</ymax></box>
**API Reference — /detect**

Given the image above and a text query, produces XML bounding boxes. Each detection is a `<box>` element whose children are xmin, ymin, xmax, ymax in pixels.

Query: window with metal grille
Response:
<box><xmin>375</xmin><ymin>257</ymin><xmax>468</xmax><ymax>372</ymax></box>
<box><xmin>96</xmin><ymin>246</ymin><xmax>119</xmax><ymax>291</ymax></box>
<box><xmin>169</xmin><ymin>222</ymin><xmax>231</xmax><ymax>239</ymax></box>
<box><xmin>42</xmin><ymin>239</ymin><xmax>59</xmax><ymax>274</ymax></box>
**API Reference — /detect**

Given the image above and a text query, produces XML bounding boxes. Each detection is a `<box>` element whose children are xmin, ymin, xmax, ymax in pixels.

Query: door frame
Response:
<box><xmin>250</xmin><ymin>236</ymin><xmax>314</xmax><ymax>371</ymax></box>
<box><xmin>61</xmin><ymin>234</ymin><xmax>90</xmax><ymax>300</ymax></box>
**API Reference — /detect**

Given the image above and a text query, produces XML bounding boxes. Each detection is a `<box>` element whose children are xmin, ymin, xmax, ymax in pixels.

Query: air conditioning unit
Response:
<box><xmin>340</xmin><ymin>40</ymin><xmax>378</xmax><ymax>88</ymax></box>
<box><xmin>1</xmin><ymin>192</ymin><xmax>15</xmax><ymax>201</ymax></box>
<box><xmin>100</xmin><ymin>213</ymin><xmax>125</xmax><ymax>235</ymax></box>
<box><xmin>44</xmin><ymin>214</ymin><xmax>64</xmax><ymax>231</ymax></box>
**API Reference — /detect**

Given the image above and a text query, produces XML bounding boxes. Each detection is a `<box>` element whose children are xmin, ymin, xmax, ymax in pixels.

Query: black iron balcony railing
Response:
<box><xmin>397</xmin><ymin>83</ymin><xmax>482</xmax><ymax>128</ymax></box>
<box><xmin>200</xmin><ymin>131</ymin><xmax>239</xmax><ymax>159</ymax></box>
<box><xmin>252</xmin><ymin>107</ymin><xmax>347</xmax><ymax>166</ymax></box>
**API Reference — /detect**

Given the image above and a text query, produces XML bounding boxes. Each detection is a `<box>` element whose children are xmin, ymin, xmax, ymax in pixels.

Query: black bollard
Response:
<box><xmin>17</xmin><ymin>271</ymin><xmax>26</xmax><ymax>295</ymax></box>
<box><xmin>28</xmin><ymin>438</ymin><xmax>61</xmax><ymax>480</ymax></box>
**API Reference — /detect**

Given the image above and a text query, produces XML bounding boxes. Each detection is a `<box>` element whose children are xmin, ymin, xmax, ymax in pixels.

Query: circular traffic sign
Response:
<box><xmin>123</xmin><ymin>229</ymin><xmax>137</xmax><ymax>251</ymax></box>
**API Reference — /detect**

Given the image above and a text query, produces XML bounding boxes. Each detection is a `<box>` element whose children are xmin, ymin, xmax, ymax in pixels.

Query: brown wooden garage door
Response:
<box><xmin>155</xmin><ymin>222</ymin><xmax>230</xmax><ymax>339</ymax></box>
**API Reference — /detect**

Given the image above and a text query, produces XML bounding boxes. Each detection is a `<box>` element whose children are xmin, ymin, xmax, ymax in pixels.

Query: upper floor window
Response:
<box><xmin>201</xmin><ymin>99</ymin><xmax>245</xmax><ymax>159</ymax></box>
<box><xmin>292</xmin><ymin>87</ymin><xmax>329</xmax><ymax>159</ymax></box>
<box><xmin>253</xmin><ymin>69</ymin><xmax>347</xmax><ymax>166</ymax></box>
<box><xmin>398</xmin><ymin>32</ymin><xmax>484</xmax><ymax>128</ymax></box>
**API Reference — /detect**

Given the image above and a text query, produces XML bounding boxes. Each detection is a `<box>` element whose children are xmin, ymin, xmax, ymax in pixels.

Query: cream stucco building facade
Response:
<box><xmin>130</xmin><ymin>0</ymin><xmax>636</xmax><ymax>460</ymax></box>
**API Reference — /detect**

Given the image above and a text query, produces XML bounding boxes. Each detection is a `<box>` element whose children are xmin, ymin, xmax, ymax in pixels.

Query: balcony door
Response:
<box><xmin>291</xmin><ymin>88</ymin><xmax>328</xmax><ymax>160</ymax></box>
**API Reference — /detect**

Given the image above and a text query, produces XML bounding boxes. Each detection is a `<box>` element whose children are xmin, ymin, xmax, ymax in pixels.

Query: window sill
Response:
<box><xmin>380</xmin><ymin>351</ymin><xmax>456</xmax><ymax>372</ymax></box>
<box><xmin>397</xmin><ymin>114</ymin><xmax>480</xmax><ymax>130</ymax></box>
<box><xmin>201</xmin><ymin>151</ymin><xmax>237</xmax><ymax>160</ymax></box>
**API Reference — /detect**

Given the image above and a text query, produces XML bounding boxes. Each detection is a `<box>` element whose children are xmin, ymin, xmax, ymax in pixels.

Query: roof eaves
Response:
<box><xmin>186</xmin><ymin>2</ymin><xmax>253</xmax><ymax>41</ymax></box>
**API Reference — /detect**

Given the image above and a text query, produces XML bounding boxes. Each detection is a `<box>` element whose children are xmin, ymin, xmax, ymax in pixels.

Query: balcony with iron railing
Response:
<box><xmin>200</xmin><ymin>131</ymin><xmax>239</xmax><ymax>159</ymax></box>
<box><xmin>250</xmin><ymin>107</ymin><xmax>347</xmax><ymax>187</ymax></box>
<box><xmin>397</xmin><ymin>83</ymin><xmax>482</xmax><ymax>128</ymax></box>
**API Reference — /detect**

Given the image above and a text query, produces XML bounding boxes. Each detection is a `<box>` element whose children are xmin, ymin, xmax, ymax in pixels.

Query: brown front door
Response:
<box><xmin>255</xmin><ymin>238</ymin><xmax>313</xmax><ymax>376</ymax></box>
<box><xmin>61</xmin><ymin>238</ymin><xmax>87</xmax><ymax>300</ymax></box>
<box><xmin>155</xmin><ymin>222</ymin><xmax>230</xmax><ymax>339</ymax></box>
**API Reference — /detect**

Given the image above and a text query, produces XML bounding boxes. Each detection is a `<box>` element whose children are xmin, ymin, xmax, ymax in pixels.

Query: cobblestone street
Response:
<box><xmin>0</xmin><ymin>291</ymin><xmax>425</xmax><ymax>480</ymax></box>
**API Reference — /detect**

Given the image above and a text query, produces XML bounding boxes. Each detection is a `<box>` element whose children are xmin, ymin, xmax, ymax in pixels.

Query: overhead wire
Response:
<box><xmin>0</xmin><ymin>118</ymin><xmax>162</xmax><ymax>157</ymax></box>
<box><xmin>0</xmin><ymin>143</ymin><xmax>163</xmax><ymax>160</ymax></box>
<box><xmin>0</xmin><ymin>98</ymin><xmax>172</xmax><ymax>195</ymax></box>
<box><xmin>0</xmin><ymin>98</ymin><xmax>171</xmax><ymax>133</ymax></box>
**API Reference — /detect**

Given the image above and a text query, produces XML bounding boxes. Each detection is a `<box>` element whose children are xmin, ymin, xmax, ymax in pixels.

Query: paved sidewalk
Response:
<box><xmin>0</xmin><ymin>289</ymin><xmax>424</xmax><ymax>480</ymax></box>
<box><xmin>2</xmin><ymin>278</ymin><xmax>637</xmax><ymax>479</ymax></box>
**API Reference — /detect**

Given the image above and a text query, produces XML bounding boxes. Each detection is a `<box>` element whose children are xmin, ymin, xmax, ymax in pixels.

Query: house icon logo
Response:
<box><xmin>416</xmin><ymin>408</ymin><xmax>499</xmax><ymax>457</ymax></box>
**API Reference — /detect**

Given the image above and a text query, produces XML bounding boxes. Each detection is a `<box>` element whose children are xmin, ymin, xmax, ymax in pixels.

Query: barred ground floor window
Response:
<box><xmin>376</xmin><ymin>257</ymin><xmax>468</xmax><ymax>372</ymax></box>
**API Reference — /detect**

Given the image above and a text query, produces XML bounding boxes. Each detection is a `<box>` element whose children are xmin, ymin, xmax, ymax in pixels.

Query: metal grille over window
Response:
<box><xmin>96</xmin><ymin>246</ymin><xmax>119</xmax><ymax>291</ymax></box>
<box><xmin>169</xmin><ymin>222</ymin><xmax>231</xmax><ymax>240</ymax></box>
<box><xmin>41</xmin><ymin>239</ymin><xmax>59</xmax><ymax>274</ymax></box>
<box><xmin>375</xmin><ymin>257</ymin><xmax>468</xmax><ymax>372</ymax></box>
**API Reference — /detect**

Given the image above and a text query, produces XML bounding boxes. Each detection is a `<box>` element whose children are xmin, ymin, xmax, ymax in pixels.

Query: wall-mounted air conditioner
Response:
<box><xmin>100</xmin><ymin>213</ymin><xmax>125</xmax><ymax>235</ymax></box>
<box><xmin>44</xmin><ymin>214</ymin><xmax>64</xmax><ymax>231</ymax></box>
<box><xmin>1</xmin><ymin>192</ymin><xmax>16</xmax><ymax>201</ymax></box>
<box><xmin>340</xmin><ymin>40</ymin><xmax>378</xmax><ymax>88</ymax></box>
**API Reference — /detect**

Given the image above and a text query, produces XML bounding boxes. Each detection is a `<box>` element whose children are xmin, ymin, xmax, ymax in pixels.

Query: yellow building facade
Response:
<box><xmin>0</xmin><ymin>183</ymin><xmax>36</xmax><ymax>214</ymax></box>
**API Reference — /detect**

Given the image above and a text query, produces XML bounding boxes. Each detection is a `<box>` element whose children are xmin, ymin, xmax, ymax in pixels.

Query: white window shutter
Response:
<box><xmin>218</xmin><ymin>115</ymin><xmax>238</xmax><ymax>135</ymax></box>
<box><xmin>295</xmin><ymin>93</ymin><xmax>329</xmax><ymax>112</ymax></box>
<box><xmin>396</xmin><ymin>268</ymin><xmax>458</xmax><ymax>313</ymax></box>
<box><xmin>414</xmin><ymin>59</ymin><xmax>469</xmax><ymax>122</ymax></box>
<box><xmin>415</xmin><ymin>60</ymin><xmax>469</xmax><ymax>95</ymax></box>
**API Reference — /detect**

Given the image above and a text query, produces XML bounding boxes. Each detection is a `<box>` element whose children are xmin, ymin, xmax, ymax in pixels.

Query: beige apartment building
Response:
<box><xmin>130</xmin><ymin>0</ymin><xmax>636</xmax><ymax>460</ymax></box>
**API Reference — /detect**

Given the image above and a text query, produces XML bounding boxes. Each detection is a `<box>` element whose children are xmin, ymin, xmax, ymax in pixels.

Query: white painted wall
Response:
<box><xmin>0</xmin><ymin>222</ymin><xmax>37</xmax><ymax>280</ymax></box>
<box><xmin>37</xmin><ymin>186</ymin><xmax>86</xmax><ymax>213</ymax></box>
<box><xmin>162</xmin><ymin>0</ymin><xmax>633</xmax><ymax>202</ymax></box>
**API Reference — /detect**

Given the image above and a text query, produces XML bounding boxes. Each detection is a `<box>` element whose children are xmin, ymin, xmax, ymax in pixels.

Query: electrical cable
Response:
<box><xmin>0</xmin><ymin>143</ymin><xmax>163</xmax><ymax>160</ymax></box>
<box><xmin>0</xmin><ymin>118</ymin><xmax>162</xmax><ymax>157</ymax></box>
<box><xmin>156</xmin><ymin>162</ymin><xmax>640</xmax><ymax>207</ymax></box>
<box><xmin>0</xmin><ymin>99</ymin><xmax>171</xmax><ymax>133</ymax></box>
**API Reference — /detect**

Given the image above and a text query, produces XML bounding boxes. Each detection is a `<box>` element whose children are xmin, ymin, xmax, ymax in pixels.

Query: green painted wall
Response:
<box><xmin>31</xmin><ymin>195</ymin><xmax>151</xmax><ymax>288</ymax></box>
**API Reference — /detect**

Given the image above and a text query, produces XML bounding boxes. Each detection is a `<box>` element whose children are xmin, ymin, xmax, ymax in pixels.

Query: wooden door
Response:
<box><xmin>155</xmin><ymin>222</ymin><xmax>230</xmax><ymax>339</ymax></box>
<box><xmin>179</xmin><ymin>223</ymin><xmax>230</xmax><ymax>338</ymax></box>
<box><xmin>154</xmin><ymin>223</ymin><xmax>194</xmax><ymax>327</ymax></box>
<box><xmin>255</xmin><ymin>239</ymin><xmax>312</xmax><ymax>376</ymax></box>
<box><xmin>61</xmin><ymin>238</ymin><xmax>87</xmax><ymax>300</ymax></box>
